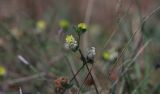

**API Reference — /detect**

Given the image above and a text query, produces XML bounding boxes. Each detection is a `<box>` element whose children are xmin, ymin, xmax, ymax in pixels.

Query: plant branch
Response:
<box><xmin>69</xmin><ymin>64</ymin><xmax>85</xmax><ymax>83</ymax></box>
<box><xmin>78</xmin><ymin>49</ymin><xmax>99</xmax><ymax>94</ymax></box>
<box><xmin>78</xmin><ymin>64</ymin><xmax>94</xmax><ymax>94</ymax></box>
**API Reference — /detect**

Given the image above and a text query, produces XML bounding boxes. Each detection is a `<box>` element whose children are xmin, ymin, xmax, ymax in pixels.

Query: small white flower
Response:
<box><xmin>70</xmin><ymin>41</ymin><xmax>78</xmax><ymax>49</ymax></box>
<box><xmin>86</xmin><ymin>47</ymin><xmax>96</xmax><ymax>63</ymax></box>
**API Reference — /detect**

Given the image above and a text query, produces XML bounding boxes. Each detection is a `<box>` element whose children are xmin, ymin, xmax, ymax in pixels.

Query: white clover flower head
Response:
<box><xmin>64</xmin><ymin>35</ymin><xmax>78</xmax><ymax>51</ymax></box>
<box><xmin>86</xmin><ymin>47</ymin><xmax>96</xmax><ymax>63</ymax></box>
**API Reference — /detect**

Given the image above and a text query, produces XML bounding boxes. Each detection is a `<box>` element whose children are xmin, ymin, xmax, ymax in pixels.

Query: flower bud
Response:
<box><xmin>77</xmin><ymin>23</ymin><xmax>87</xmax><ymax>34</ymax></box>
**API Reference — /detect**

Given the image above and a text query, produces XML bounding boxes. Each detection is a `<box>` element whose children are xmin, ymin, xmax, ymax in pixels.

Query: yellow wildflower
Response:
<box><xmin>66</xmin><ymin>35</ymin><xmax>75</xmax><ymax>44</ymax></box>
<box><xmin>78</xmin><ymin>23</ymin><xmax>87</xmax><ymax>30</ymax></box>
<box><xmin>102</xmin><ymin>49</ymin><xmax>118</xmax><ymax>61</ymax></box>
<box><xmin>59</xmin><ymin>19</ymin><xmax>69</xmax><ymax>29</ymax></box>
<box><xmin>65</xmin><ymin>35</ymin><xmax>78</xmax><ymax>51</ymax></box>
<box><xmin>103</xmin><ymin>51</ymin><xmax>110</xmax><ymax>60</ymax></box>
<box><xmin>0</xmin><ymin>66</ymin><xmax>6</xmax><ymax>76</ymax></box>
<box><xmin>36</xmin><ymin>20</ymin><xmax>46</xmax><ymax>30</ymax></box>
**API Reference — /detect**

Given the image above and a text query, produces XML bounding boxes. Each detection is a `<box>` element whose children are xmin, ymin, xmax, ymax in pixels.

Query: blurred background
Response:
<box><xmin>0</xmin><ymin>0</ymin><xmax>160</xmax><ymax>94</ymax></box>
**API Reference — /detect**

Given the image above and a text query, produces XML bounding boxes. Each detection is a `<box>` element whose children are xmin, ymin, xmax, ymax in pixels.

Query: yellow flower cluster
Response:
<box><xmin>66</xmin><ymin>35</ymin><xmax>75</xmax><ymax>44</ymax></box>
<box><xmin>65</xmin><ymin>35</ymin><xmax>78</xmax><ymax>51</ymax></box>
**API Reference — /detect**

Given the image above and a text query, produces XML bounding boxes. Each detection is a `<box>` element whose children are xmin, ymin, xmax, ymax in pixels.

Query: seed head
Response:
<box><xmin>86</xmin><ymin>47</ymin><xmax>96</xmax><ymax>63</ymax></box>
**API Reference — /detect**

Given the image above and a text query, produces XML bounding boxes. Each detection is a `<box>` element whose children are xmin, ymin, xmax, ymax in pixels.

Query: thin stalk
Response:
<box><xmin>76</xmin><ymin>28</ymin><xmax>99</xmax><ymax>93</ymax></box>
<box><xmin>108</xmin><ymin>40</ymin><xmax>151</xmax><ymax>93</ymax></box>
<box><xmin>69</xmin><ymin>64</ymin><xmax>85</xmax><ymax>83</ymax></box>
<box><xmin>78</xmin><ymin>64</ymin><xmax>94</xmax><ymax>94</ymax></box>
<box><xmin>78</xmin><ymin>49</ymin><xmax>99</xmax><ymax>94</ymax></box>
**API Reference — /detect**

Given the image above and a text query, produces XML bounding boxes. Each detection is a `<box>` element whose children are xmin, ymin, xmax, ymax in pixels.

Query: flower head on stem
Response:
<box><xmin>64</xmin><ymin>35</ymin><xmax>78</xmax><ymax>52</ymax></box>
<box><xmin>77</xmin><ymin>23</ymin><xmax>87</xmax><ymax>34</ymax></box>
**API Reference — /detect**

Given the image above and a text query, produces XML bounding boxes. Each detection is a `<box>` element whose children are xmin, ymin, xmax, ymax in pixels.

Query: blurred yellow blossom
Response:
<box><xmin>78</xmin><ymin>23</ymin><xmax>87</xmax><ymax>30</ymax></box>
<box><xmin>103</xmin><ymin>51</ymin><xmax>110</xmax><ymax>60</ymax></box>
<box><xmin>102</xmin><ymin>49</ymin><xmax>118</xmax><ymax>61</ymax></box>
<box><xmin>59</xmin><ymin>19</ymin><xmax>69</xmax><ymax>30</ymax></box>
<box><xmin>36</xmin><ymin>20</ymin><xmax>47</xmax><ymax>31</ymax></box>
<box><xmin>0</xmin><ymin>66</ymin><xmax>6</xmax><ymax>76</ymax></box>
<box><xmin>66</xmin><ymin>35</ymin><xmax>75</xmax><ymax>44</ymax></box>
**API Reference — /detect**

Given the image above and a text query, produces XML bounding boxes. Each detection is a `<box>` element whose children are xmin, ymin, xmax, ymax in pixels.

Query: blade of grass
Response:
<box><xmin>109</xmin><ymin>39</ymin><xmax>151</xmax><ymax>93</ymax></box>
<box><xmin>131</xmin><ymin>70</ymin><xmax>154</xmax><ymax>94</ymax></box>
<box><xmin>77</xmin><ymin>64</ymin><xmax>94</xmax><ymax>94</ymax></box>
